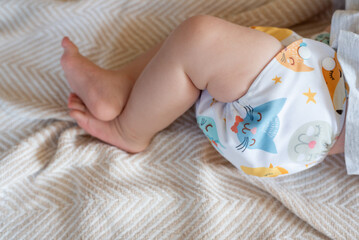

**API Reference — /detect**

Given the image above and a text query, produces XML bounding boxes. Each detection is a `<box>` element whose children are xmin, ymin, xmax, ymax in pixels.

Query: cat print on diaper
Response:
<box><xmin>231</xmin><ymin>98</ymin><xmax>286</xmax><ymax>153</ymax></box>
<box><xmin>197</xmin><ymin>116</ymin><xmax>225</xmax><ymax>152</ymax></box>
<box><xmin>288</xmin><ymin>121</ymin><xmax>333</xmax><ymax>163</ymax></box>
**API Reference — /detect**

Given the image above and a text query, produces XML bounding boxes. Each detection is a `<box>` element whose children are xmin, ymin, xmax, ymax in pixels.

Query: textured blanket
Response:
<box><xmin>1</xmin><ymin>0</ymin><xmax>358</xmax><ymax>239</ymax></box>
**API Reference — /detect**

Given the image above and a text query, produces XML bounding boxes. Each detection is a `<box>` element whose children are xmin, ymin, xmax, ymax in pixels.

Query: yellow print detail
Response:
<box><xmin>275</xmin><ymin>40</ymin><xmax>314</xmax><ymax>72</ymax></box>
<box><xmin>251</xmin><ymin>26</ymin><xmax>293</xmax><ymax>41</ymax></box>
<box><xmin>240</xmin><ymin>163</ymin><xmax>288</xmax><ymax>177</ymax></box>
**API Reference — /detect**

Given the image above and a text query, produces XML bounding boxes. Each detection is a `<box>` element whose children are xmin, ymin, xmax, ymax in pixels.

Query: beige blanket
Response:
<box><xmin>1</xmin><ymin>0</ymin><xmax>358</xmax><ymax>239</ymax></box>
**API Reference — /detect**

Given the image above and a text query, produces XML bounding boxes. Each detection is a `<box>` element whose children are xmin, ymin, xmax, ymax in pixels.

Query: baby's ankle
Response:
<box><xmin>113</xmin><ymin>118</ymin><xmax>151</xmax><ymax>153</ymax></box>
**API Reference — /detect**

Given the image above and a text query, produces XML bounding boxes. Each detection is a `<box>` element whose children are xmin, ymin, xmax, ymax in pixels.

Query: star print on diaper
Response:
<box><xmin>272</xmin><ymin>75</ymin><xmax>282</xmax><ymax>84</ymax></box>
<box><xmin>303</xmin><ymin>88</ymin><xmax>316</xmax><ymax>104</ymax></box>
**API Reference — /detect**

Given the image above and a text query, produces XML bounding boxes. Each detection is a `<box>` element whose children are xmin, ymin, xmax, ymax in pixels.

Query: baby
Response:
<box><xmin>61</xmin><ymin>15</ymin><xmax>346</xmax><ymax>177</ymax></box>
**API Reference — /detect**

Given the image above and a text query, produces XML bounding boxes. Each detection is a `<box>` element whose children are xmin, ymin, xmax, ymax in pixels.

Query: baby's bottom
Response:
<box><xmin>61</xmin><ymin>15</ymin><xmax>344</xmax><ymax>154</ymax></box>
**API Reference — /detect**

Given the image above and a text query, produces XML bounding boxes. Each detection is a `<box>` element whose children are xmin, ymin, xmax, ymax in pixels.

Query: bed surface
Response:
<box><xmin>1</xmin><ymin>0</ymin><xmax>358</xmax><ymax>239</ymax></box>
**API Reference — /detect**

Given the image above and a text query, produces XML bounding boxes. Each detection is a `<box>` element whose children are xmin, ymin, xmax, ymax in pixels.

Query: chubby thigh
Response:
<box><xmin>174</xmin><ymin>15</ymin><xmax>284</xmax><ymax>103</ymax></box>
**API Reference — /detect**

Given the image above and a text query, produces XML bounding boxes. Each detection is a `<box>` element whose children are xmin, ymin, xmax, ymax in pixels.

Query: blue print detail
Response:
<box><xmin>197</xmin><ymin>116</ymin><xmax>225</xmax><ymax>151</ymax></box>
<box><xmin>231</xmin><ymin>98</ymin><xmax>286</xmax><ymax>153</ymax></box>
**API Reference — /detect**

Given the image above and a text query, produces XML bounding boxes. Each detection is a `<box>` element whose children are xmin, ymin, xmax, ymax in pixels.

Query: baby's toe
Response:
<box><xmin>69</xmin><ymin>109</ymin><xmax>89</xmax><ymax>130</ymax></box>
<box><xmin>61</xmin><ymin>37</ymin><xmax>78</xmax><ymax>55</ymax></box>
<box><xmin>68</xmin><ymin>93</ymin><xmax>86</xmax><ymax>112</ymax></box>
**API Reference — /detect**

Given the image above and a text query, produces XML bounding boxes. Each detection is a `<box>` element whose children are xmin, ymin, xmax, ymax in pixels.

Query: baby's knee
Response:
<box><xmin>180</xmin><ymin>15</ymin><xmax>220</xmax><ymax>34</ymax></box>
<box><xmin>173</xmin><ymin>15</ymin><xmax>224</xmax><ymax>51</ymax></box>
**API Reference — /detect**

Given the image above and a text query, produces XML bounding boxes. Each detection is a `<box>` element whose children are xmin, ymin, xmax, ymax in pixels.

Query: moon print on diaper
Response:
<box><xmin>288</xmin><ymin>121</ymin><xmax>333</xmax><ymax>163</ymax></box>
<box><xmin>275</xmin><ymin>40</ymin><xmax>314</xmax><ymax>72</ymax></box>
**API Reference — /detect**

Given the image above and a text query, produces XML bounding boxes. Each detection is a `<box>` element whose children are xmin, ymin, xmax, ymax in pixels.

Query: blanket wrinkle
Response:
<box><xmin>226</xmin><ymin>0</ymin><xmax>332</xmax><ymax>27</ymax></box>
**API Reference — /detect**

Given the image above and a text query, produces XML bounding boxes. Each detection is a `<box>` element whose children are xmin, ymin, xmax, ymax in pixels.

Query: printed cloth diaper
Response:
<box><xmin>195</xmin><ymin>36</ymin><xmax>348</xmax><ymax>177</ymax></box>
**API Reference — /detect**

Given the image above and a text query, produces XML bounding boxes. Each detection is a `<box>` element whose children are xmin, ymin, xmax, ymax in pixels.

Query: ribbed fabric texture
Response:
<box><xmin>1</xmin><ymin>0</ymin><xmax>358</xmax><ymax>239</ymax></box>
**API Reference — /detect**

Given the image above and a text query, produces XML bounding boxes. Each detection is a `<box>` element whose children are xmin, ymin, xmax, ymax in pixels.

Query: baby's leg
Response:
<box><xmin>69</xmin><ymin>15</ymin><xmax>283</xmax><ymax>153</ymax></box>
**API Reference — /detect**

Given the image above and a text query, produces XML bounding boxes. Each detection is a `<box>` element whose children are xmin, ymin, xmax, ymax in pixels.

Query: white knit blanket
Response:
<box><xmin>1</xmin><ymin>0</ymin><xmax>358</xmax><ymax>239</ymax></box>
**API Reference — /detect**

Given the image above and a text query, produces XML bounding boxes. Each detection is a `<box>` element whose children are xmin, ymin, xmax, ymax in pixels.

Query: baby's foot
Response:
<box><xmin>68</xmin><ymin>93</ymin><xmax>149</xmax><ymax>153</ymax></box>
<box><xmin>61</xmin><ymin>37</ymin><xmax>133</xmax><ymax>121</ymax></box>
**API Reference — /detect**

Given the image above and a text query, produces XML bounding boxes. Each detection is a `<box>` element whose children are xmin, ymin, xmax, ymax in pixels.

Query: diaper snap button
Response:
<box><xmin>298</xmin><ymin>46</ymin><xmax>311</xmax><ymax>59</ymax></box>
<box><xmin>322</xmin><ymin>57</ymin><xmax>336</xmax><ymax>71</ymax></box>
